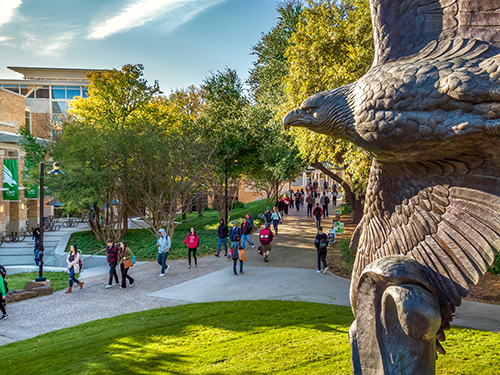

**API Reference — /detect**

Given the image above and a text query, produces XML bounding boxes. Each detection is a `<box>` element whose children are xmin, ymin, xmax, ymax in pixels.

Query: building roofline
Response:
<box><xmin>8</xmin><ymin>66</ymin><xmax>106</xmax><ymax>74</ymax></box>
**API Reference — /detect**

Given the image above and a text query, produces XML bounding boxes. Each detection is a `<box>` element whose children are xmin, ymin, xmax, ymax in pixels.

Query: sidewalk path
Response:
<box><xmin>0</xmin><ymin>200</ymin><xmax>499</xmax><ymax>346</ymax></box>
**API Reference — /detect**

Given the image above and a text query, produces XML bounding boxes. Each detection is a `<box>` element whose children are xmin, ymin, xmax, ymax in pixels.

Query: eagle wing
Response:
<box><xmin>351</xmin><ymin>155</ymin><xmax>500</xmax><ymax>329</ymax></box>
<box><xmin>371</xmin><ymin>0</ymin><xmax>500</xmax><ymax>66</ymax></box>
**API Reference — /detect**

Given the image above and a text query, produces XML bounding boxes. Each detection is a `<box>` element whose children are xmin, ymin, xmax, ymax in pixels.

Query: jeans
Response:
<box><xmin>272</xmin><ymin>219</ymin><xmax>279</xmax><ymax>233</ymax></box>
<box><xmin>290</xmin><ymin>199</ymin><xmax>294</xmax><ymax>208</ymax></box>
<box><xmin>315</xmin><ymin>217</ymin><xmax>321</xmax><ymax>229</ymax></box>
<box><xmin>217</xmin><ymin>237</ymin><xmax>228</xmax><ymax>255</ymax></box>
<box><xmin>68</xmin><ymin>268</ymin><xmax>79</xmax><ymax>287</ymax></box>
<box><xmin>307</xmin><ymin>204</ymin><xmax>313</xmax><ymax>216</ymax></box>
<box><xmin>120</xmin><ymin>262</ymin><xmax>135</xmax><ymax>288</ymax></box>
<box><xmin>241</xmin><ymin>234</ymin><xmax>254</xmax><ymax>249</ymax></box>
<box><xmin>108</xmin><ymin>262</ymin><xmax>119</xmax><ymax>285</ymax></box>
<box><xmin>157</xmin><ymin>252</ymin><xmax>169</xmax><ymax>274</ymax></box>
<box><xmin>295</xmin><ymin>199</ymin><xmax>300</xmax><ymax>211</ymax></box>
<box><xmin>323</xmin><ymin>205</ymin><xmax>328</xmax><ymax>217</ymax></box>
<box><xmin>188</xmin><ymin>247</ymin><xmax>198</xmax><ymax>266</ymax></box>
<box><xmin>233</xmin><ymin>258</ymin><xmax>243</xmax><ymax>274</ymax></box>
<box><xmin>317</xmin><ymin>251</ymin><xmax>327</xmax><ymax>271</ymax></box>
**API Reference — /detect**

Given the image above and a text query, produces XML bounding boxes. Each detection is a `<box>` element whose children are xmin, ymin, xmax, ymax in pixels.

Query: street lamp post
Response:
<box><xmin>224</xmin><ymin>159</ymin><xmax>238</xmax><ymax>225</ymax></box>
<box><xmin>35</xmin><ymin>162</ymin><xmax>63</xmax><ymax>282</ymax></box>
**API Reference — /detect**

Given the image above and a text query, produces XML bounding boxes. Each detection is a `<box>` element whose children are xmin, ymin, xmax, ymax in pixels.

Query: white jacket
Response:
<box><xmin>67</xmin><ymin>251</ymin><xmax>81</xmax><ymax>273</ymax></box>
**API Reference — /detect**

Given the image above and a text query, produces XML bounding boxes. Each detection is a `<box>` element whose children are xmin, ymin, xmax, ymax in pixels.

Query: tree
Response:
<box><xmin>51</xmin><ymin>64</ymin><xmax>162</xmax><ymax>242</ymax></box>
<box><xmin>245</xmin><ymin>0</ymin><xmax>305</xmax><ymax>199</ymax></box>
<box><xmin>283</xmin><ymin>0</ymin><xmax>374</xmax><ymax>223</ymax></box>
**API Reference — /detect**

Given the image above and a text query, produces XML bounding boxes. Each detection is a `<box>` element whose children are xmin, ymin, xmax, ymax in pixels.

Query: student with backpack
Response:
<box><xmin>259</xmin><ymin>222</ymin><xmax>274</xmax><ymax>262</ymax></box>
<box><xmin>66</xmin><ymin>244</ymin><xmax>84</xmax><ymax>294</ymax></box>
<box><xmin>271</xmin><ymin>207</ymin><xmax>282</xmax><ymax>234</ymax></box>
<box><xmin>231</xmin><ymin>234</ymin><xmax>244</xmax><ymax>275</ymax></box>
<box><xmin>294</xmin><ymin>191</ymin><xmax>301</xmax><ymax>211</ymax></box>
<box><xmin>241</xmin><ymin>217</ymin><xmax>255</xmax><ymax>250</ymax></box>
<box><xmin>312</xmin><ymin>203</ymin><xmax>324</xmax><ymax>230</ymax></box>
<box><xmin>0</xmin><ymin>265</ymin><xmax>8</xmax><ymax>320</ymax></box>
<box><xmin>320</xmin><ymin>192</ymin><xmax>330</xmax><ymax>218</ymax></box>
<box><xmin>314</xmin><ymin>227</ymin><xmax>329</xmax><ymax>274</ymax></box>
<box><xmin>306</xmin><ymin>193</ymin><xmax>315</xmax><ymax>218</ymax></box>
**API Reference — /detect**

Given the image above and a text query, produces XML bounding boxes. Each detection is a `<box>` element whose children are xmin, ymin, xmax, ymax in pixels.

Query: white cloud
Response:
<box><xmin>0</xmin><ymin>36</ymin><xmax>12</xmax><ymax>42</ymax></box>
<box><xmin>21</xmin><ymin>32</ymin><xmax>75</xmax><ymax>56</ymax></box>
<box><xmin>87</xmin><ymin>0</ymin><xmax>224</xmax><ymax>40</ymax></box>
<box><xmin>0</xmin><ymin>0</ymin><xmax>22</xmax><ymax>27</ymax></box>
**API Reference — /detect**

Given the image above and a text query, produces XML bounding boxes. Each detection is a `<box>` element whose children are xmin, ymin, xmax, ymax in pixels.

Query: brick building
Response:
<box><xmin>0</xmin><ymin>66</ymin><xmax>101</xmax><ymax>232</ymax></box>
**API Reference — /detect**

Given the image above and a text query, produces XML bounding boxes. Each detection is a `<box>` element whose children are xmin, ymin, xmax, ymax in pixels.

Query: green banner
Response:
<box><xmin>3</xmin><ymin>159</ymin><xmax>19</xmax><ymax>200</ymax></box>
<box><xmin>24</xmin><ymin>160</ymin><xmax>38</xmax><ymax>198</ymax></box>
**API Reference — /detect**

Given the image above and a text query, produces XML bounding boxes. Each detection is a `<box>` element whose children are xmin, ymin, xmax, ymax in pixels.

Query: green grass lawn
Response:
<box><xmin>5</xmin><ymin>271</ymin><xmax>71</xmax><ymax>293</ymax></box>
<box><xmin>0</xmin><ymin>301</ymin><xmax>498</xmax><ymax>375</ymax></box>
<box><xmin>70</xmin><ymin>199</ymin><xmax>271</xmax><ymax>261</ymax></box>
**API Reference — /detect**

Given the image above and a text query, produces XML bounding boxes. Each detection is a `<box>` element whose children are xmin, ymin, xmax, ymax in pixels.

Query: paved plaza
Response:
<box><xmin>0</xmin><ymin>205</ymin><xmax>499</xmax><ymax>346</ymax></box>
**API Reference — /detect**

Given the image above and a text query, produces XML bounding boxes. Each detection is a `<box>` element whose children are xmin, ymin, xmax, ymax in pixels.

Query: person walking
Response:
<box><xmin>215</xmin><ymin>219</ymin><xmax>228</xmax><ymax>257</ymax></box>
<box><xmin>32</xmin><ymin>224</ymin><xmax>40</xmax><ymax>250</ymax></box>
<box><xmin>294</xmin><ymin>190</ymin><xmax>301</xmax><ymax>211</ymax></box>
<box><xmin>65</xmin><ymin>244</ymin><xmax>83</xmax><ymax>293</ymax></box>
<box><xmin>241</xmin><ymin>217</ymin><xmax>255</xmax><ymax>250</ymax></box>
<box><xmin>332</xmin><ymin>189</ymin><xmax>338</xmax><ymax>208</ymax></box>
<box><xmin>314</xmin><ymin>227</ymin><xmax>329</xmax><ymax>274</ymax></box>
<box><xmin>284</xmin><ymin>195</ymin><xmax>290</xmax><ymax>215</ymax></box>
<box><xmin>313</xmin><ymin>203</ymin><xmax>324</xmax><ymax>230</ymax></box>
<box><xmin>259</xmin><ymin>222</ymin><xmax>274</xmax><ymax>262</ymax></box>
<box><xmin>105</xmin><ymin>239</ymin><xmax>120</xmax><ymax>289</ymax></box>
<box><xmin>245</xmin><ymin>213</ymin><xmax>254</xmax><ymax>228</ymax></box>
<box><xmin>277</xmin><ymin>197</ymin><xmax>285</xmax><ymax>221</ymax></box>
<box><xmin>306</xmin><ymin>193</ymin><xmax>315</xmax><ymax>218</ymax></box>
<box><xmin>183</xmin><ymin>228</ymin><xmax>199</xmax><ymax>268</ymax></box>
<box><xmin>229</xmin><ymin>220</ymin><xmax>242</xmax><ymax>260</ymax></box>
<box><xmin>290</xmin><ymin>190</ymin><xmax>295</xmax><ymax>209</ymax></box>
<box><xmin>263</xmin><ymin>207</ymin><xmax>273</xmax><ymax>226</ymax></box>
<box><xmin>271</xmin><ymin>207</ymin><xmax>282</xmax><ymax>234</ymax></box>
<box><xmin>118</xmin><ymin>241</ymin><xmax>135</xmax><ymax>289</ymax></box>
<box><xmin>320</xmin><ymin>192</ymin><xmax>330</xmax><ymax>218</ymax></box>
<box><xmin>157</xmin><ymin>228</ymin><xmax>171</xmax><ymax>277</ymax></box>
<box><xmin>300</xmin><ymin>189</ymin><xmax>305</xmax><ymax>207</ymax></box>
<box><xmin>231</xmin><ymin>234</ymin><xmax>244</xmax><ymax>275</ymax></box>
<box><xmin>0</xmin><ymin>266</ymin><xmax>8</xmax><ymax>320</ymax></box>
<box><xmin>323</xmin><ymin>180</ymin><xmax>329</xmax><ymax>192</ymax></box>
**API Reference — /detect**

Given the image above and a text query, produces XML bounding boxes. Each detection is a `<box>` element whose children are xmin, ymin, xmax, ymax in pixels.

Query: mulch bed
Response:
<box><xmin>326</xmin><ymin>211</ymin><xmax>500</xmax><ymax>305</ymax></box>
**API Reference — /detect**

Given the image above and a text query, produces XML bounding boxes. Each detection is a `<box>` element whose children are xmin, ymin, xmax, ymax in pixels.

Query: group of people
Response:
<box><xmin>215</xmin><ymin>213</ymin><xmax>275</xmax><ymax>274</ymax></box>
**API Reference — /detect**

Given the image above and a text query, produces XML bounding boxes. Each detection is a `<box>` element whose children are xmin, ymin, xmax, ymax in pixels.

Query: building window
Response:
<box><xmin>35</xmin><ymin>86</ymin><xmax>50</xmax><ymax>99</ymax></box>
<box><xmin>66</xmin><ymin>87</ymin><xmax>81</xmax><ymax>99</ymax></box>
<box><xmin>3</xmin><ymin>84</ymin><xmax>19</xmax><ymax>94</ymax></box>
<box><xmin>25</xmin><ymin>110</ymin><xmax>31</xmax><ymax>131</ymax></box>
<box><xmin>51</xmin><ymin>86</ymin><xmax>65</xmax><ymax>100</ymax></box>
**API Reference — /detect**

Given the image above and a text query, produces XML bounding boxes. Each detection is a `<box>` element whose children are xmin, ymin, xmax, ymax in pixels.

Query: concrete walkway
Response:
<box><xmin>0</xmin><ymin>201</ymin><xmax>499</xmax><ymax>346</ymax></box>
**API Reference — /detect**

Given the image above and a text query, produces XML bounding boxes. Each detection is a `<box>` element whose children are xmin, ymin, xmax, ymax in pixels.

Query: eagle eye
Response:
<box><xmin>305</xmin><ymin>108</ymin><xmax>313</xmax><ymax>114</ymax></box>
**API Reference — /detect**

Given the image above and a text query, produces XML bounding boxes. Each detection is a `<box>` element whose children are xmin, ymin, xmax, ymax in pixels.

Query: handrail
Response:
<box><xmin>44</xmin><ymin>248</ymin><xmax>107</xmax><ymax>266</ymax></box>
<box><xmin>43</xmin><ymin>253</ymin><xmax>67</xmax><ymax>266</ymax></box>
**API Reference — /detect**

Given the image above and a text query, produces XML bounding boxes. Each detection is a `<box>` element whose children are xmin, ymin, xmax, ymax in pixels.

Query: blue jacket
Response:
<box><xmin>229</xmin><ymin>226</ymin><xmax>241</xmax><ymax>241</ymax></box>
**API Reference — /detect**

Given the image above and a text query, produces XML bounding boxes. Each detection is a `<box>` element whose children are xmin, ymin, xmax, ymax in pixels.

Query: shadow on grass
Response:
<box><xmin>0</xmin><ymin>301</ymin><xmax>354</xmax><ymax>375</ymax></box>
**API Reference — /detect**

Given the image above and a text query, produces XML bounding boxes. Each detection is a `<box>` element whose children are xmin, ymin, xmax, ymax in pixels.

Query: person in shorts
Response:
<box><xmin>259</xmin><ymin>222</ymin><xmax>274</xmax><ymax>262</ymax></box>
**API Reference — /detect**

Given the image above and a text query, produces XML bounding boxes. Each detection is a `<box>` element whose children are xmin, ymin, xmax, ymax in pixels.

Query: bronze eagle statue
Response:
<box><xmin>284</xmin><ymin>0</ymin><xmax>500</xmax><ymax>373</ymax></box>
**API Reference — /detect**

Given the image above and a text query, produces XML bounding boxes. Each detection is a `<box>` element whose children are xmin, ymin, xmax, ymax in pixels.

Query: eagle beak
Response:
<box><xmin>283</xmin><ymin>109</ymin><xmax>303</xmax><ymax>130</ymax></box>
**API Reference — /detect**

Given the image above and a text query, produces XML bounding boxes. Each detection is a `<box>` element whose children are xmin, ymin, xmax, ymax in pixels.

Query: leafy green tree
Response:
<box><xmin>51</xmin><ymin>64</ymin><xmax>161</xmax><ymax>241</ymax></box>
<box><xmin>284</xmin><ymin>0</ymin><xmax>374</xmax><ymax>222</ymax></box>
<box><xmin>244</xmin><ymin>0</ymin><xmax>305</xmax><ymax>199</ymax></box>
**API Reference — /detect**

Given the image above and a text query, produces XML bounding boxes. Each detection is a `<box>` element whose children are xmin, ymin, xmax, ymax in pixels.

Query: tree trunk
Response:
<box><xmin>311</xmin><ymin>162</ymin><xmax>364</xmax><ymax>224</ymax></box>
<box><xmin>122</xmin><ymin>210</ymin><xmax>129</xmax><ymax>237</ymax></box>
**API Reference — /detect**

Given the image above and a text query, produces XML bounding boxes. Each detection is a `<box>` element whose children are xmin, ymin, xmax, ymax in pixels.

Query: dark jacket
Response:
<box><xmin>294</xmin><ymin>192</ymin><xmax>301</xmax><ymax>201</ymax></box>
<box><xmin>264</xmin><ymin>211</ymin><xmax>272</xmax><ymax>223</ymax></box>
<box><xmin>32</xmin><ymin>227</ymin><xmax>41</xmax><ymax>239</ymax></box>
<box><xmin>229</xmin><ymin>226</ymin><xmax>241</xmax><ymax>242</ymax></box>
<box><xmin>277</xmin><ymin>201</ymin><xmax>285</xmax><ymax>211</ymax></box>
<box><xmin>106</xmin><ymin>245</ymin><xmax>118</xmax><ymax>264</ymax></box>
<box><xmin>231</xmin><ymin>241</ymin><xmax>240</xmax><ymax>260</ymax></box>
<box><xmin>314</xmin><ymin>233</ymin><xmax>329</xmax><ymax>251</ymax></box>
<box><xmin>242</xmin><ymin>222</ymin><xmax>252</xmax><ymax>235</ymax></box>
<box><xmin>313</xmin><ymin>206</ymin><xmax>324</xmax><ymax>218</ymax></box>
<box><xmin>217</xmin><ymin>223</ymin><xmax>228</xmax><ymax>238</ymax></box>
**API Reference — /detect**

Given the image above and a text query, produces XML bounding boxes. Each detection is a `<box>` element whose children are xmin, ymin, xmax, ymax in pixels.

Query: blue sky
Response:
<box><xmin>0</xmin><ymin>0</ymin><xmax>279</xmax><ymax>91</ymax></box>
